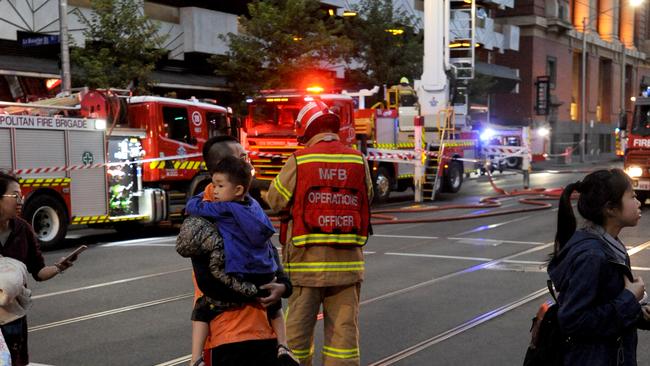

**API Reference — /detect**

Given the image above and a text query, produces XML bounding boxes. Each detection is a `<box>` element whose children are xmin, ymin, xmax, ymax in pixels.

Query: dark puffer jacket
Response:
<box><xmin>548</xmin><ymin>230</ymin><xmax>649</xmax><ymax>366</ymax></box>
<box><xmin>176</xmin><ymin>215</ymin><xmax>292</xmax><ymax>306</ymax></box>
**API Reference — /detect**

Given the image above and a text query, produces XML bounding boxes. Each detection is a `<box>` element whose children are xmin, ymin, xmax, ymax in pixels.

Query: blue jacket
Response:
<box><xmin>548</xmin><ymin>230</ymin><xmax>647</xmax><ymax>366</ymax></box>
<box><xmin>186</xmin><ymin>194</ymin><xmax>278</xmax><ymax>275</ymax></box>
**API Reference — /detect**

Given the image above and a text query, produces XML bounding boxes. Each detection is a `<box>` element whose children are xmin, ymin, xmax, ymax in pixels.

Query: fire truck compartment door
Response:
<box><xmin>68</xmin><ymin>131</ymin><xmax>107</xmax><ymax>216</ymax></box>
<box><xmin>15</xmin><ymin>130</ymin><xmax>66</xmax><ymax>178</ymax></box>
<box><xmin>0</xmin><ymin>129</ymin><xmax>10</xmax><ymax>170</ymax></box>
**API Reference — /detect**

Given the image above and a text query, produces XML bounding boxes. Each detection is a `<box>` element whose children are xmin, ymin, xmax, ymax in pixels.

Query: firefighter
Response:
<box><xmin>266</xmin><ymin>100</ymin><xmax>373</xmax><ymax>366</ymax></box>
<box><xmin>393</xmin><ymin>77</ymin><xmax>418</xmax><ymax>108</ymax></box>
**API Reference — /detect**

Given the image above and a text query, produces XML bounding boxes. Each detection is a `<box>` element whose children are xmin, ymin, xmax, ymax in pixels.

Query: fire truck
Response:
<box><xmin>0</xmin><ymin>90</ymin><xmax>231</xmax><ymax>248</ymax></box>
<box><xmin>357</xmin><ymin>85</ymin><xmax>479</xmax><ymax>201</ymax></box>
<box><xmin>241</xmin><ymin>85</ymin><xmax>478</xmax><ymax>202</ymax></box>
<box><xmin>242</xmin><ymin>88</ymin><xmax>356</xmax><ymax>190</ymax></box>
<box><xmin>623</xmin><ymin>96</ymin><xmax>650</xmax><ymax>203</ymax></box>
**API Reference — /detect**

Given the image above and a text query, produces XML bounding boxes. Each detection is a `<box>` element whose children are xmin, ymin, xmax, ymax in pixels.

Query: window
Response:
<box><xmin>573</xmin><ymin>134</ymin><xmax>581</xmax><ymax>155</ymax></box>
<box><xmin>599</xmin><ymin>134</ymin><xmax>612</xmax><ymax>153</ymax></box>
<box><xmin>206</xmin><ymin>112</ymin><xmax>230</xmax><ymax>138</ymax></box>
<box><xmin>162</xmin><ymin>107</ymin><xmax>191</xmax><ymax>143</ymax></box>
<box><xmin>598</xmin><ymin>58</ymin><xmax>613</xmax><ymax>123</ymax></box>
<box><xmin>572</xmin><ymin>52</ymin><xmax>581</xmax><ymax>121</ymax></box>
<box><xmin>546</xmin><ymin>56</ymin><xmax>557</xmax><ymax>89</ymax></box>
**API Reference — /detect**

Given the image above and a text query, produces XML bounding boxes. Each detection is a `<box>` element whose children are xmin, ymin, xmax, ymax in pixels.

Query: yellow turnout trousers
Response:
<box><xmin>286</xmin><ymin>284</ymin><xmax>361</xmax><ymax>366</ymax></box>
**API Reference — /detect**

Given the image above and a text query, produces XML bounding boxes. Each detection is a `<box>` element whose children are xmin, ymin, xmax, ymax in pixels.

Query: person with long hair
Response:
<box><xmin>548</xmin><ymin>168</ymin><xmax>650</xmax><ymax>365</ymax></box>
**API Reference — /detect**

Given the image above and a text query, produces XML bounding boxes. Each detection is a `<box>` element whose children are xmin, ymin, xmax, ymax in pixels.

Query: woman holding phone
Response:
<box><xmin>0</xmin><ymin>172</ymin><xmax>77</xmax><ymax>366</ymax></box>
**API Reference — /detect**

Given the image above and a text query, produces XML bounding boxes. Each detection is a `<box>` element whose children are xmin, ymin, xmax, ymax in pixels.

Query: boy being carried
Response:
<box><xmin>180</xmin><ymin>156</ymin><xmax>297</xmax><ymax>366</ymax></box>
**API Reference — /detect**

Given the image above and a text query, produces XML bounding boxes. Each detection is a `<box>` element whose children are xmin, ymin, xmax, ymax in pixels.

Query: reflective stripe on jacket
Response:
<box><xmin>291</xmin><ymin>141</ymin><xmax>369</xmax><ymax>247</ymax></box>
<box><xmin>266</xmin><ymin>133</ymin><xmax>373</xmax><ymax>287</ymax></box>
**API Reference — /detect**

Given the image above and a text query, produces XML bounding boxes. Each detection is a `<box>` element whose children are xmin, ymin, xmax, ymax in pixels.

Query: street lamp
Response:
<box><xmin>580</xmin><ymin>0</ymin><xmax>644</xmax><ymax>162</ymax></box>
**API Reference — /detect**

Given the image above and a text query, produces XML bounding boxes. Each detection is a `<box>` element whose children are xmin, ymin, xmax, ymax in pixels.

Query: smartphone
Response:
<box><xmin>61</xmin><ymin>245</ymin><xmax>87</xmax><ymax>263</ymax></box>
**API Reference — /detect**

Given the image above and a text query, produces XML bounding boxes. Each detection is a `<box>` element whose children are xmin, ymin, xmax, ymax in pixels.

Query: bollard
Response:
<box><xmin>414</xmin><ymin>115</ymin><xmax>424</xmax><ymax>203</ymax></box>
<box><xmin>522</xmin><ymin>127</ymin><xmax>532</xmax><ymax>190</ymax></box>
<box><xmin>523</xmin><ymin>170</ymin><xmax>530</xmax><ymax>189</ymax></box>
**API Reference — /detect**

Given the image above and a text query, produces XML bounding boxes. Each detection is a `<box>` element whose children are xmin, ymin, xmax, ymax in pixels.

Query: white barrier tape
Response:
<box><xmin>6</xmin><ymin>146</ymin><xmax>518</xmax><ymax>176</ymax></box>
<box><xmin>10</xmin><ymin>153</ymin><xmax>203</xmax><ymax>175</ymax></box>
<box><xmin>481</xmin><ymin>145</ymin><xmax>527</xmax><ymax>155</ymax></box>
<box><xmin>7</xmin><ymin>149</ymin><xmax>297</xmax><ymax>175</ymax></box>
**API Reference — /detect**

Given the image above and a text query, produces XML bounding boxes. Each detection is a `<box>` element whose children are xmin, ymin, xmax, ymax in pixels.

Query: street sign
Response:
<box><xmin>535</xmin><ymin>76</ymin><xmax>550</xmax><ymax>116</ymax></box>
<box><xmin>17</xmin><ymin>31</ymin><xmax>59</xmax><ymax>47</ymax></box>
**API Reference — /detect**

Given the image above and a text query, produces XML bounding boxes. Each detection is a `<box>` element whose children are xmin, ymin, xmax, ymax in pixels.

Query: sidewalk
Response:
<box><xmin>531</xmin><ymin>157</ymin><xmax>623</xmax><ymax>173</ymax></box>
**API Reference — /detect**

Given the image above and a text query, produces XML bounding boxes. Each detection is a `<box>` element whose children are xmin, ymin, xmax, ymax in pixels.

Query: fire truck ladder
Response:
<box><xmin>449</xmin><ymin>0</ymin><xmax>476</xmax><ymax>81</ymax></box>
<box><xmin>423</xmin><ymin>108</ymin><xmax>456</xmax><ymax>201</ymax></box>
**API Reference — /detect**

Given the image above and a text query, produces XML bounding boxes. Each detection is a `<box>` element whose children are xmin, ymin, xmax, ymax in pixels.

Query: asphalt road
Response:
<box><xmin>25</xmin><ymin>162</ymin><xmax>650</xmax><ymax>365</ymax></box>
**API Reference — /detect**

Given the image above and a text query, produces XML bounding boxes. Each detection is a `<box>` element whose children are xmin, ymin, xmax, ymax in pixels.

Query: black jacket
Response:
<box><xmin>548</xmin><ymin>230</ymin><xmax>648</xmax><ymax>366</ymax></box>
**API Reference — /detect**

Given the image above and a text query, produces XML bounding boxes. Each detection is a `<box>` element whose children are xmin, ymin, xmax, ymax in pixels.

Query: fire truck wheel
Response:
<box><xmin>373</xmin><ymin>167</ymin><xmax>392</xmax><ymax>203</ymax></box>
<box><xmin>504</xmin><ymin>157</ymin><xmax>522</xmax><ymax>169</ymax></box>
<box><xmin>189</xmin><ymin>174</ymin><xmax>211</xmax><ymax>197</ymax></box>
<box><xmin>442</xmin><ymin>161</ymin><xmax>463</xmax><ymax>193</ymax></box>
<box><xmin>23</xmin><ymin>195</ymin><xmax>68</xmax><ymax>250</ymax></box>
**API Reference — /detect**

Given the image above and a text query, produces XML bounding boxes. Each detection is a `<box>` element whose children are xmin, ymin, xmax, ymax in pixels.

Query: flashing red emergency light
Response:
<box><xmin>46</xmin><ymin>78</ymin><xmax>61</xmax><ymax>90</ymax></box>
<box><xmin>306</xmin><ymin>85</ymin><xmax>324</xmax><ymax>94</ymax></box>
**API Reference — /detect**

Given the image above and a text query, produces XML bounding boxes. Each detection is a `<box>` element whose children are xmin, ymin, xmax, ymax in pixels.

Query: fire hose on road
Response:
<box><xmin>368</xmin><ymin>169</ymin><xmax>563</xmax><ymax>225</ymax></box>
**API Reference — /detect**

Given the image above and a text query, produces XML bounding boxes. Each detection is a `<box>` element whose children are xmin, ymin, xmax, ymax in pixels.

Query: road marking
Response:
<box><xmin>33</xmin><ymin>267</ymin><xmax>191</xmax><ymax>300</ymax></box>
<box><xmin>29</xmin><ymin>294</ymin><xmax>192</xmax><ymax>332</ymax></box>
<box><xmin>367</xmin><ymin>288</ymin><xmax>549</xmax><ymax>365</ymax></box>
<box><xmin>451</xmin><ymin>215</ymin><xmax>531</xmax><ymax>236</ymax></box>
<box><xmin>369</xmin><ymin>239</ymin><xmax>650</xmax><ymax>364</ymax></box>
<box><xmin>373</xmin><ymin>234</ymin><xmax>439</xmax><ymax>240</ymax></box>
<box><xmin>503</xmin><ymin>259</ymin><xmax>545</xmax><ymax>265</ymax></box>
<box><xmin>361</xmin><ymin>242</ymin><xmax>554</xmax><ymax>307</ymax></box>
<box><xmin>383</xmin><ymin>253</ymin><xmax>546</xmax><ymax>267</ymax></box>
<box><xmin>447</xmin><ymin>237</ymin><xmax>545</xmax><ymax>246</ymax></box>
<box><xmin>627</xmin><ymin>240</ymin><xmax>650</xmax><ymax>255</ymax></box>
<box><xmin>100</xmin><ymin>236</ymin><xmax>176</xmax><ymax>247</ymax></box>
<box><xmin>154</xmin><ymin>355</ymin><xmax>191</xmax><ymax>366</ymax></box>
<box><xmin>385</xmin><ymin>252</ymin><xmax>492</xmax><ymax>262</ymax></box>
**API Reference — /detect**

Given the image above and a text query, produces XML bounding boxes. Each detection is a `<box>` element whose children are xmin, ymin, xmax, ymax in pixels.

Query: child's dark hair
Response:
<box><xmin>210</xmin><ymin>156</ymin><xmax>253</xmax><ymax>192</ymax></box>
<box><xmin>553</xmin><ymin>168</ymin><xmax>632</xmax><ymax>257</ymax></box>
<box><xmin>0</xmin><ymin>172</ymin><xmax>19</xmax><ymax>196</ymax></box>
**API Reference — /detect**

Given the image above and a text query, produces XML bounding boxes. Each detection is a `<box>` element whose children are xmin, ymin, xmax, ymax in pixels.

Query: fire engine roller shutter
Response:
<box><xmin>68</xmin><ymin>131</ymin><xmax>107</xmax><ymax>217</ymax></box>
<box><xmin>15</xmin><ymin>130</ymin><xmax>66</xmax><ymax>178</ymax></box>
<box><xmin>0</xmin><ymin>129</ymin><xmax>11</xmax><ymax>170</ymax></box>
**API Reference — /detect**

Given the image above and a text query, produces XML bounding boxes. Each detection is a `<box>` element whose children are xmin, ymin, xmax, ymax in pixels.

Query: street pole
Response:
<box><xmin>580</xmin><ymin>16</ymin><xmax>587</xmax><ymax>163</ymax></box>
<box><xmin>59</xmin><ymin>0</ymin><xmax>71</xmax><ymax>95</ymax></box>
<box><xmin>621</xmin><ymin>43</ymin><xmax>627</xmax><ymax>127</ymax></box>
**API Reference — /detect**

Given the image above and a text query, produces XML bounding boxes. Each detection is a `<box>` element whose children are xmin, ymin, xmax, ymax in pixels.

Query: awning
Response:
<box><xmin>475</xmin><ymin>61</ymin><xmax>519</xmax><ymax>93</ymax></box>
<box><xmin>0</xmin><ymin>55</ymin><xmax>60</xmax><ymax>78</ymax></box>
<box><xmin>0</xmin><ymin>55</ymin><xmax>230</xmax><ymax>92</ymax></box>
<box><xmin>151</xmin><ymin>71</ymin><xmax>230</xmax><ymax>92</ymax></box>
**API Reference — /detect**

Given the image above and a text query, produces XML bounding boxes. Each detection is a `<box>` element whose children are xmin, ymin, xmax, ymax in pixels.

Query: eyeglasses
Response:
<box><xmin>2</xmin><ymin>194</ymin><xmax>24</xmax><ymax>204</ymax></box>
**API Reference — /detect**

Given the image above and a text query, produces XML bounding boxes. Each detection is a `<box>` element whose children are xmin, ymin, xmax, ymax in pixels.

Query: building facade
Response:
<box><xmin>0</xmin><ymin>1</ymin><xmax>248</xmax><ymax>102</ymax></box>
<box><xmin>494</xmin><ymin>0</ymin><xmax>650</xmax><ymax>161</ymax></box>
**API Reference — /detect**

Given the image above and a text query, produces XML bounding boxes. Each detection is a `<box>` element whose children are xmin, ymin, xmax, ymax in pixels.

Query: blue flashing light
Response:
<box><xmin>480</xmin><ymin>128</ymin><xmax>495</xmax><ymax>142</ymax></box>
